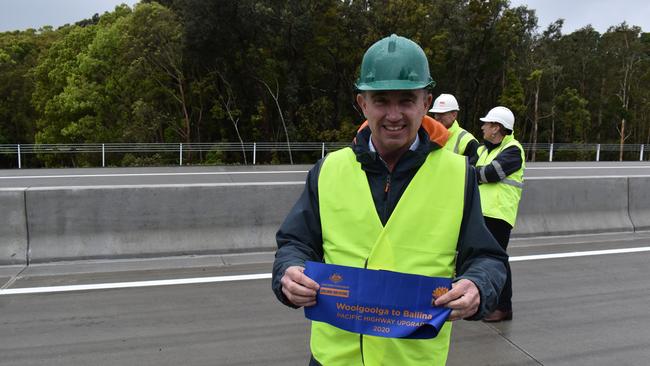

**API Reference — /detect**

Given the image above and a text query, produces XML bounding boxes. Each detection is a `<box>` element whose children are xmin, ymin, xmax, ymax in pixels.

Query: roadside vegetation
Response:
<box><xmin>1</xmin><ymin>0</ymin><xmax>649</xmax><ymax>166</ymax></box>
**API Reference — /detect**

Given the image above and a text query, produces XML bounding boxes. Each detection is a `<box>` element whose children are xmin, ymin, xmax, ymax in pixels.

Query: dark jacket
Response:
<box><xmin>475</xmin><ymin>139</ymin><xmax>523</xmax><ymax>184</ymax></box>
<box><xmin>272</xmin><ymin>126</ymin><xmax>508</xmax><ymax>320</ymax></box>
<box><xmin>464</xmin><ymin>139</ymin><xmax>480</xmax><ymax>165</ymax></box>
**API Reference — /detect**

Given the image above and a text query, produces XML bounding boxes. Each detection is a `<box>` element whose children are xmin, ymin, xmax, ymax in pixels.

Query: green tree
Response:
<box><xmin>524</xmin><ymin>19</ymin><xmax>564</xmax><ymax>159</ymax></box>
<box><xmin>0</xmin><ymin>29</ymin><xmax>55</xmax><ymax>143</ymax></box>
<box><xmin>3</xmin><ymin>0</ymin><xmax>650</xmax><ymax>167</ymax></box>
<box><xmin>554</xmin><ymin>87</ymin><xmax>590</xmax><ymax>143</ymax></box>
<box><xmin>31</xmin><ymin>24</ymin><xmax>99</xmax><ymax>147</ymax></box>
<box><xmin>601</xmin><ymin>23</ymin><xmax>644</xmax><ymax>160</ymax></box>
<box><xmin>498</xmin><ymin>68</ymin><xmax>526</xmax><ymax>138</ymax></box>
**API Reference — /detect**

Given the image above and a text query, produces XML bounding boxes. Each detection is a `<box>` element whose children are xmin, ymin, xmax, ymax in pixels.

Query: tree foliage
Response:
<box><xmin>1</xmin><ymin>0</ymin><xmax>650</xmax><ymax>166</ymax></box>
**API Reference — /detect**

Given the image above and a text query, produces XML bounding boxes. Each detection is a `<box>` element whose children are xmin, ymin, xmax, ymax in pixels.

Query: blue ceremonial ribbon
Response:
<box><xmin>303</xmin><ymin>261</ymin><xmax>452</xmax><ymax>339</ymax></box>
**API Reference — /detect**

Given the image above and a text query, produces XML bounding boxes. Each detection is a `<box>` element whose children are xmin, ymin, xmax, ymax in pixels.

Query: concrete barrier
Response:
<box><xmin>0</xmin><ymin>189</ymin><xmax>28</xmax><ymax>265</ymax></box>
<box><xmin>25</xmin><ymin>184</ymin><xmax>303</xmax><ymax>262</ymax></box>
<box><xmin>628</xmin><ymin>177</ymin><xmax>650</xmax><ymax>232</ymax></box>
<box><xmin>513</xmin><ymin>177</ymin><xmax>634</xmax><ymax>237</ymax></box>
<box><xmin>2</xmin><ymin>175</ymin><xmax>643</xmax><ymax>264</ymax></box>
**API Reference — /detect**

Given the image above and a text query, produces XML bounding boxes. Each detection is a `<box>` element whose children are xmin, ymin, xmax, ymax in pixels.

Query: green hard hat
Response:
<box><xmin>355</xmin><ymin>34</ymin><xmax>435</xmax><ymax>91</ymax></box>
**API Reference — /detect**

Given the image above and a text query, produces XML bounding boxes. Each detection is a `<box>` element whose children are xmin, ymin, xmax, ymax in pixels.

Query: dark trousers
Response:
<box><xmin>484</xmin><ymin>216</ymin><xmax>513</xmax><ymax>311</ymax></box>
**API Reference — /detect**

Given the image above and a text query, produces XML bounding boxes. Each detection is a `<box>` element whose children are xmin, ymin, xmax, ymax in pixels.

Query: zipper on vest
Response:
<box><xmin>383</xmin><ymin>173</ymin><xmax>392</xmax><ymax>202</ymax></box>
<box><xmin>382</xmin><ymin>173</ymin><xmax>392</xmax><ymax>222</ymax></box>
<box><xmin>383</xmin><ymin>174</ymin><xmax>392</xmax><ymax>198</ymax></box>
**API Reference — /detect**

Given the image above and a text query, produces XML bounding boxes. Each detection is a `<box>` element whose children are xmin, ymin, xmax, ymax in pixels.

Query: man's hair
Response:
<box><xmin>499</xmin><ymin>125</ymin><xmax>513</xmax><ymax>136</ymax></box>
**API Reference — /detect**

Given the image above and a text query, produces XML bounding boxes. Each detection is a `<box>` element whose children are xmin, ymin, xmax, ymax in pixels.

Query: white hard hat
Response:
<box><xmin>480</xmin><ymin>106</ymin><xmax>515</xmax><ymax>130</ymax></box>
<box><xmin>429</xmin><ymin>93</ymin><xmax>459</xmax><ymax>113</ymax></box>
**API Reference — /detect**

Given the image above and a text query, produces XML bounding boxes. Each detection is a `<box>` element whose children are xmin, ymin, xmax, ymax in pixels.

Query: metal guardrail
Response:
<box><xmin>522</xmin><ymin>143</ymin><xmax>647</xmax><ymax>162</ymax></box>
<box><xmin>0</xmin><ymin>142</ymin><xmax>647</xmax><ymax>168</ymax></box>
<box><xmin>0</xmin><ymin>142</ymin><xmax>352</xmax><ymax>168</ymax></box>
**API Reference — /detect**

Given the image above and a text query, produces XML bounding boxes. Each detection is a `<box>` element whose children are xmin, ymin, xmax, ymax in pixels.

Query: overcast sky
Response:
<box><xmin>0</xmin><ymin>0</ymin><xmax>648</xmax><ymax>34</ymax></box>
<box><xmin>510</xmin><ymin>0</ymin><xmax>649</xmax><ymax>33</ymax></box>
<box><xmin>0</xmin><ymin>0</ymin><xmax>139</xmax><ymax>32</ymax></box>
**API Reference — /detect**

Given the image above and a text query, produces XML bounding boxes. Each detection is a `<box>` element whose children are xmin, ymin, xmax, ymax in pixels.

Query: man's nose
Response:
<box><xmin>386</xmin><ymin>103</ymin><xmax>401</xmax><ymax>120</ymax></box>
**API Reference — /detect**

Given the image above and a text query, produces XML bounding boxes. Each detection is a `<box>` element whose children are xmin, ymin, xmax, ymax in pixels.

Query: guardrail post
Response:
<box><xmin>596</xmin><ymin>144</ymin><xmax>600</xmax><ymax>162</ymax></box>
<box><xmin>549</xmin><ymin>143</ymin><xmax>554</xmax><ymax>162</ymax></box>
<box><xmin>321</xmin><ymin>143</ymin><xmax>325</xmax><ymax>159</ymax></box>
<box><xmin>17</xmin><ymin>144</ymin><xmax>21</xmax><ymax>169</ymax></box>
<box><xmin>179</xmin><ymin>143</ymin><xmax>183</xmax><ymax>166</ymax></box>
<box><xmin>641</xmin><ymin>144</ymin><xmax>645</xmax><ymax>161</ymax></box>
<box><xmin>253</xmin><ymin>142</ymin><xmax>257</xmax><ymax>165</ymax></box>
<box><xmin>102</xmin><ymin>144</ymin><xmax>105</xmax><ymax>167</ymax></box>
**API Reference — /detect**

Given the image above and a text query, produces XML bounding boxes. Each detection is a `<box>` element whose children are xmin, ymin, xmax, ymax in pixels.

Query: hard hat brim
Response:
<box><xmin>355</xmin><ymin>79</ymin><xmax>435</xmax><ymax>91</ymax></box>
<box><xmin>429</xmin><ymin>107</ymin><xmax>459</xmax><ymax>113</ymax></box>
<box><xmin>480</xmin><ymin>118</ymin><xmax>514</xmax><ymax>131</ymax></box>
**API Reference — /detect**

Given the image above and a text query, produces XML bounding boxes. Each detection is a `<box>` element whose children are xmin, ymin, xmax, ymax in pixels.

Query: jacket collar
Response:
<box><xmin>448</xmin><ymin>120</ymin><xmax>460</xmax><ymax>134</ymax></box>
<box><xmin>484</xmin><ymin>134</ymin><xmax>514</xmax><ymax>152</ymax></box>
<box><xmin>352</xmin><ymin>125</ymin><xmax>439</xmax><ymax>174</ymax></box>
<box><xmin>368</xmin><ymin>133</ymin><xmax>421</xmax><ymax>153</ymax></box>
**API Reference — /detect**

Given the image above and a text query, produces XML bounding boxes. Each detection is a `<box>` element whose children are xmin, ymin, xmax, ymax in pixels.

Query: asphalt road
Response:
<box><xmin>1</xmin><ymin>163</ymin><xmax>649</xmax><ymax>365</ymax></box>
<box><xmin>2</xmin><ymin>232</ymin><xmax>650</xmax><ymax>366</ymax></box>
<box><xmin>1</xmin><ymin>161</ymin><xmax>650</xmax><ymax>188</ymax></box>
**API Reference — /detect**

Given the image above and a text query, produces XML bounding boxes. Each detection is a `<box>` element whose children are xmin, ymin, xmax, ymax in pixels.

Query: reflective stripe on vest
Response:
<box><xmin>476</xmin><ymin>135</ymin><xmax>525</xmax><ymax>226</ymax></box>
<box><xmin>444</xmin><ymin>121</ymin><xmax>477</xmax><ymax>155</ymax></box>
<box><xmin>313</xmin><ymin>147</ymin><xmax>466</xmax><ymax>366</ymax></box>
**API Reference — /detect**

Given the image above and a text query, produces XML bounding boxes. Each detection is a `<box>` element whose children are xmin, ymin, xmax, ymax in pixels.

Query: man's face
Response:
<box><xmin>433</xmin><ymin>111</ymin><xmax>457</xmax><ymax>129</ymax></box>
<box><xmin>356</xmin><ymin>89</ymin><xmax>432</xmax><ymax>156</ymax></box>
<box><xmin>481</xmin><ymin>121</ymin><xmax>500</xmax><ymax>141</ymax></box>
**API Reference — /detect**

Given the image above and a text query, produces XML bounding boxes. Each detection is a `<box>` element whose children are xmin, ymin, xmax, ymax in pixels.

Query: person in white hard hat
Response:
<box><xmin>475</xmin><ymin>106</ymin><xmax>526</xmax><ymax>322</ymax></box>
<box><xmin>429</xmin><ymin>94</ymin><xmax>479</xmax><ymax>162</ymax></box>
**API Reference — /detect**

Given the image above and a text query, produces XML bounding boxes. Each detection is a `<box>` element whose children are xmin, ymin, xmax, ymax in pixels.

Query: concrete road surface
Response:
<box><xmin>2</xmin><ymin>232</ymin><xmax>650</xmax><ymax>365</ymax></box>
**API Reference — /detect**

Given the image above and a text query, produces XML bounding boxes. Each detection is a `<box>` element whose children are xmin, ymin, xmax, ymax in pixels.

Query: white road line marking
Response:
<box><xmin>2</xmin><ymin>246</ymin><xmax>649</xmax><ymax>295</ymax></box>
<box><xmin>26</xmin><ymin>181</ymin><xmax>306</xmax><ymax>190</ymax></box>
<box><xmin>527</xmin><ymin>175</ymin><xmax>650</xmax><ymax>180</ymax></box>
<box><xmin>0</xmin><ymin>171</ymin><xmax>309</xmax><ymax>180</ymax></box>
<box><xmin>2</xmin><ymin>165</ymin><xmax>648</xmax><ymax>180</ymax></box>
<box><xmin>0</xmin><ymin>273</ymin><xmax>271</xmax><ymax>295</ymax></box>
<box><xmin>508</xmin><ymin>246</ymin><xmax>650</xmax><ymax>261</ymax></box>
<box><xmin>525</xmin><ymin>166</ymin><xmax>649</xmax><ymax>170</ymax></box>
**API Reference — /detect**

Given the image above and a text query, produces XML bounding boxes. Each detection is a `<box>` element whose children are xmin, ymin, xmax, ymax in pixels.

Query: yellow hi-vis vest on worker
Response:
<box><xmin>444</xmin><ymin>120</ymin><xmax>476</xmax><ymax>155</ymax></box>
<box><xmin>313</xmin><ymin>147</ymin><xmax>466</xmax><ymax>366</ymax></box>
<box><xmin>476</xmin><ymin>134</ymin><xmax>525</xmax><ymax>227</ymax></box>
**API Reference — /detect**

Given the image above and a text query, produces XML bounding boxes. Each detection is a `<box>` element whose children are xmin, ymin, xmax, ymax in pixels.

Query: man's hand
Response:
<box><xmin>433</xmin><ymin>279</ymin><xmax>480</xmax><ymax>321</ymax></box>
<box><xmin>280</xmin><ymin>266</ymin><xmax>320</xmax><ymax>307</ymax></box>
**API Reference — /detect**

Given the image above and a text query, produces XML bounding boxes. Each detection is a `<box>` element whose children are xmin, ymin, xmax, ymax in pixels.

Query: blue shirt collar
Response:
<box><xmin>369</xmin><ymin>133</ymin><xmax>420</xmax><ymax>153</ymax></box>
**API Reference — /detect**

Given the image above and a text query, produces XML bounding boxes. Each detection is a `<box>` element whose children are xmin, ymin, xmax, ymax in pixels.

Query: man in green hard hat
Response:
<box><xmin>272</xmin><ymin>34</ymin><xmax>507</xmax><ymax>366</ymax></box>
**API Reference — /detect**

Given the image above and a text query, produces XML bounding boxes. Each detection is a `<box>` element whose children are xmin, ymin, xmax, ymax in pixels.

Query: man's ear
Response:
<box><xmin>356</xmin><ymin>93</ymin><xmax>367</xmax><ymax>115</ymax></box>
<box><xmin>425</xmin><ymin>92</ymin><xmax>433</xmax><ymax>110</ymax></box>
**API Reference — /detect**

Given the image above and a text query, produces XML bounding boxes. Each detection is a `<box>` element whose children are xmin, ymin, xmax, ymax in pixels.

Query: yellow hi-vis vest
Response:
<box><xmin>444</xmin><ymin>120</ymin><xmax>476</xmax><ymax>155</ymax></box>
<box><xmin>313</xmin><ymin>147</ymin><xmax>466</xmax><ymax>366</ymax></box>
<box><xmin>476</xmin><ymin>134</ymin><xmax>525</xmax><ymax>227</ymax></box>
